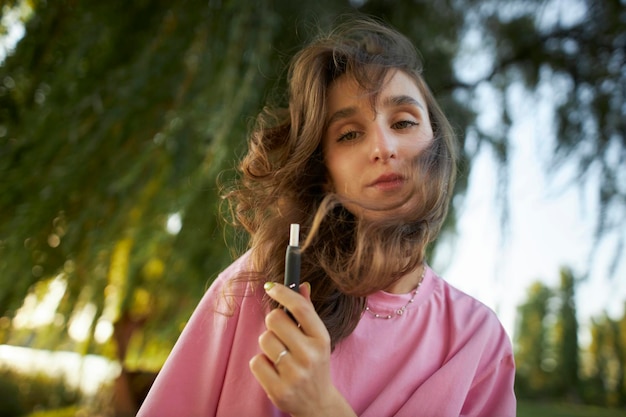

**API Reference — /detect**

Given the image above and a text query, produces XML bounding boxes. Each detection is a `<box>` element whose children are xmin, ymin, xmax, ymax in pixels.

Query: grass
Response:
<box><xmin>518</xmin><ymin>400</ymin><xmax>626</xmax><ymax>417</ymax></box>
<box><xmin>26</xmin><ymin>406</ymin><xmax>79</xmax><ymax>417</ymax></box>
<box><xmin>17</xmin><ymin>401</ymin><xmax>626</xmax><ymax>417</ymax></box>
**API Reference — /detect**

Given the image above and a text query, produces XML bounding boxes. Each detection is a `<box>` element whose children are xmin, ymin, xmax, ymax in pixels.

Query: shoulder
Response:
<box><xmin>428</xmin><ymin>268</ymin><xmax>512</xmax><ymax>354</ymax></box>
<box><xmin>212</xmin><ymin>250</ymin><xmax>255</xmax><ymax>287</ymax></box>
<box><xmin>198</xmin><ymin>251</ymin><xmax>263</xmax><ymax>315</ymax></box>
<box><xmin>431</xmin><ymin>270</ymin><xmax>502</xmax><ymax>325</ymax></box>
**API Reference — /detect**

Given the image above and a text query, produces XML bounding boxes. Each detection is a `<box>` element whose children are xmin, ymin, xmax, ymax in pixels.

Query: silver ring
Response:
<box><xmin>274</xmin><ymin>349</ymin><xmax>289</xmax><ymax>367</ymax></box>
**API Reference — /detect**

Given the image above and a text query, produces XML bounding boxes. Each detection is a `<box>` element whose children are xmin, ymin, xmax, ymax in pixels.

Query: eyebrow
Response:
<box><xmin>325</xmin><ymin>94</ymin><xmax>426</xmax><ymax>128</ymax></box>
<box><xmin>326</xmin><ymin>107</ymin><xmax>358</xmax><ymax>128</ymax></box>
<box><xmin>382</xmin><ymin>94</ymin><xmax>426</xmax><ymax>111</ymax></box>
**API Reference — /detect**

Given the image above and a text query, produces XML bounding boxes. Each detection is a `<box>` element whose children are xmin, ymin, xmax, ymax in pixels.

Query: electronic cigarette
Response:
<box><xmin>284</xmin><ymin>223</ymin><xmax>301</xmax><ymax>292</ymax></box>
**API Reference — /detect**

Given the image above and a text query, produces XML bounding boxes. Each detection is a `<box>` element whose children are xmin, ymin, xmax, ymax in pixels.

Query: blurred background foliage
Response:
<box><xmin>514</xmin><ymin>268</ymin><xmax>626</xmax><ymax>408</ymax></box>
<box><xmin>0</xmin><ymin>0</ymin><xmax>624</xmax><ymax>415</ymax></box>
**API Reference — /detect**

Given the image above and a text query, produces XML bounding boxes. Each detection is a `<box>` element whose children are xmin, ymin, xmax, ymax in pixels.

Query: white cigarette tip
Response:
<box><xmin>289</xmin><ymin>223</ymin><xmax>300</xmax><ymax>247</ymax></box>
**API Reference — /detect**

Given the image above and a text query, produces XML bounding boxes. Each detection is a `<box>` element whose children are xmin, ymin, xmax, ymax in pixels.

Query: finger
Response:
<box><xmin>299</xmin><ymin>281</ymin><xmax>311</xmax><ymax>300</ymax></box>
<box><xmin>258</xmin><ymin>330</ymin><xmax>289</xmax><ymax>365</ymax></box>
<box><xmin>264</xmin><ymin>282</ymin><xmax>327</xmax><ymax>341</ymax></box>
<box><xmin>250</xmin><ymin>354</ymin><xmax>295</xmax><ymax>411</ymax></box>
<box><xmin>249</xmin><ymin>353</ymin><xmax>282</xmax><ymax>391</ymax></box>
<box><xmin>264</xmin><ymin>307</ymin><xmax>309</xmax><ymax>358</ymax></box>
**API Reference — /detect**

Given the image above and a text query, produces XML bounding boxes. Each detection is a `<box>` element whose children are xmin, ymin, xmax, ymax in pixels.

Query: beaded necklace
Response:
<box><xmin>364</xmin><ymin>265</ymin><xmax>425</xmax><ymax>319</ymax></box>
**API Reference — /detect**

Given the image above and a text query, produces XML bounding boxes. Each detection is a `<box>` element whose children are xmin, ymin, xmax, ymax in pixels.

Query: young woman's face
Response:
<box><xmin>322</xmin><ymin>70</ymin><xmax>434</xmax><ymax>220</ymax></box>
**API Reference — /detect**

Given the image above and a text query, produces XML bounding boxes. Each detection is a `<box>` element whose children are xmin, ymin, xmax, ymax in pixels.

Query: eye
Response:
<box><xmin>337</xmin><ymin>130</ymin><xmax>359</xmax><ymax>142</ymax></box>
<box><xmin>392</xmin><ymin>120</ymin><xmax>419</xmax><ymax>130</ymax></box>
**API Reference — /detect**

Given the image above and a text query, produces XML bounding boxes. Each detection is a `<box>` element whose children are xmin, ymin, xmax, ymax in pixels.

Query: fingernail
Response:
<box><xmin>264</xmin><ymin>282</ymin><xmax>275</xmax><ymax>291</ymax></box>
<box><xmin>302</xmin><ymin>282</ymin><xmax>311</xmax><ymax>292</ymax></box>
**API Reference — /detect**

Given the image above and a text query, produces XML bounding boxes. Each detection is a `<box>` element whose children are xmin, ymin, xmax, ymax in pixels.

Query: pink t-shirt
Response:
<box><xmin>138</xmin><ymin>252</ymin><xmax>516</xmax><ymax>416</ymax></box>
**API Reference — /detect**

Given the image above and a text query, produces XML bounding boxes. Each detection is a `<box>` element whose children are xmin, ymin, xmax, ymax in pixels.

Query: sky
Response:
<box><xmin>0</xmin><ymin>4</ymin><xmax>25</xmax><ymax>61</ymax></box>
<box><xmin>433</xmin><ymin>85</ymin><xmax>626</xmax><ymax>344</ymax></box>
<box><xmin>429</xmin><ymin>0</ymin><xmax>626</xmax><ymax>344</ymax></box>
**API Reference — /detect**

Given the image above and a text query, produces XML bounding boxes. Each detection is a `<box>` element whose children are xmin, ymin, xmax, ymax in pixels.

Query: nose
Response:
<box><xmin>370</xmin><ymin>125</ymin><xmax>397</xmax><ymax>162</ymax></box>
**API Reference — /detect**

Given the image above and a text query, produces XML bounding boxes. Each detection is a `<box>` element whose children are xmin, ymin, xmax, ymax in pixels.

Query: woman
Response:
<box><xmin>138</xmin><ymin>17</ymin><xmax>516</xmax><ymax>417</ymax></box>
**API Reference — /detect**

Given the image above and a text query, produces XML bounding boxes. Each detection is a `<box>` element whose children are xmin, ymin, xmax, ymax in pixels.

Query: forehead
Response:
<box><xmin>326</xmin><ymin>70</ymin><xmax>427</xmax><ymax>114</ymax></box>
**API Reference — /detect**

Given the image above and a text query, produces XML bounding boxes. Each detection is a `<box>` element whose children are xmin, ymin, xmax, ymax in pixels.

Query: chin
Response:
<box><xmin>344</xmin><ymin>199</ymin><xmax>418</xmax><ymax>223</ymax></box>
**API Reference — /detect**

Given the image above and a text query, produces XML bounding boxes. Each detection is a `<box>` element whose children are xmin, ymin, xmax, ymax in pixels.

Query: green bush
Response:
<box><xmin>0</xmin><ymin>367</ymin><xmax>82</xmax><ymax>417</ymax></box>
<box><xmin>0</xmin><ymin>369</ymin><xmax>25</xmax><ymax>416</ymax></box>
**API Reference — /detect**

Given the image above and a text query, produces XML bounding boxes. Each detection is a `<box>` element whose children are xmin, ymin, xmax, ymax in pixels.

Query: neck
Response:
<box><xmin>384</xmin><ymin>264</ymin><xmax>425</xmax><ymax>294</ymax></box>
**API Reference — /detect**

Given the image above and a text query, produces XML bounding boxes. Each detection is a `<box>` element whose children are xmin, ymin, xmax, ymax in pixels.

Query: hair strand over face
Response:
<box><xmin>221</xmin><ymin>16</ymin><xmax>458</xmax><ymax>350</ymax></box>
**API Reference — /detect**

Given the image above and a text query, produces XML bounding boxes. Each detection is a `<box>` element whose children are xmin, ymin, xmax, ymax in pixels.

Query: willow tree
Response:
<box><xmin>0</xmin><ymin>0</ymin><xmax>272</xmax><ymax>355</ymax></box>
<box><xmin>0</xmin><ymin>0</ymin><xmax>623</xmax><ymax>374</ymax></box>
<box><xmin>0</xmin><ymin>0</ymin><xmax>463</xmax><ymax>375</ymax></box>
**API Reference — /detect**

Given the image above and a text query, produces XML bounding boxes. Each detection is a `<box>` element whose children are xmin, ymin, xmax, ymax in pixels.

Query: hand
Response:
<box><xmin>249</xmin><ymin>282</ymin><xmax>356</xmax><ymax>417</ymax></box>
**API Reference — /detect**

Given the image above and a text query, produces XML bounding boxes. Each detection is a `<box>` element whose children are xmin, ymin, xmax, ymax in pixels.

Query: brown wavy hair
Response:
<box><xmin>222</xmin><ymin>16</ymin><xmax>457</xmax><ymax>349</ymax></box>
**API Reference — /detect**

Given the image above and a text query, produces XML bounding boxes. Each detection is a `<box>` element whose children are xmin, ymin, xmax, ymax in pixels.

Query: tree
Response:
<box><xmin>584</xmin><ymin>307</ymin><xmax>626</xmax><ymax>406</ymax></box>
<box><xmin>459</xmin><ymin>0</ymin><xmax>626</xmax><ymax>269</ymax></box>
<box><xmin>514</xmin><ymin>280</ymin><xmax>555</xmax><ymax>397</ymax></box>
<box><xmin>554</xmin><ymin>267</ymin><xmax>580</xmax><ymax>398</ymax></box>
<box><xmin>0</xmin><ymin>0</ymin><xmax>468</xmax><ymax>412</ymax></box>
<box><xmin>516</xmin><ymin>269</ymin><xmax>626</xmax><ymax>407</ymax></box>
<box><xmin>0</xmin><ymin>0</ymin><xmax>470</xmax><ymax>350</ymax></box>
<box><xmin>1</xmin><ymin>0</ymin><xmax>624</xmax><ymax>412</ymax></box>
<box><xmin>514</xmin><ymin>268</ymin><xmax>581</xmax><ymax>400</ymax></box>
<box><xmin>0</xmin><ymin>0</ymin><xmax>300</xmax><ymax>412</ymax></box>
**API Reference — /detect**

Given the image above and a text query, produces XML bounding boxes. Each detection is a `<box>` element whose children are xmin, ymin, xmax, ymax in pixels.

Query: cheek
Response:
<box><xmin>324</xmin><ymin>157</ymin><xmax>353</xmax><ymax>194</ymax></box>
<box><xmin>408</xmin><ymin>130</ymin><xmax>434</xmax><ymax>155</ymax></box>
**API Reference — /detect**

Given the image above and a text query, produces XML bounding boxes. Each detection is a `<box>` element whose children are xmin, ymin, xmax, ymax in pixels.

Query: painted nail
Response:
<box><xmin>264</xmin><ymin>282</ymin><xmax>275</xmax><ymax>291</ymax></box>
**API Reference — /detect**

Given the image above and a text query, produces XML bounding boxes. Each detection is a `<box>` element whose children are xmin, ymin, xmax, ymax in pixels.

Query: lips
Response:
<box><xmin>368</xmin><ymin>173</ymin><xmax>406</xmax><ymax>189</ymax></box>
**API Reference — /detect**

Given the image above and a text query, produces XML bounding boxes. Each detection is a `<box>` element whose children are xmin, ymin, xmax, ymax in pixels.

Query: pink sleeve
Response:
<box><xmin>460</xmin><ymin>354</ymin><xmax>516</xmax><ymax>416</ymax></box>
<box><xmin>137</xmin><ymin>255</ymin><xmax>250</xmax><ymax>417</ymax></box>
<box><xmin>460</xmin><ymin>324</ymin><xmax>517</xmax><ymax>417</ymax></box>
